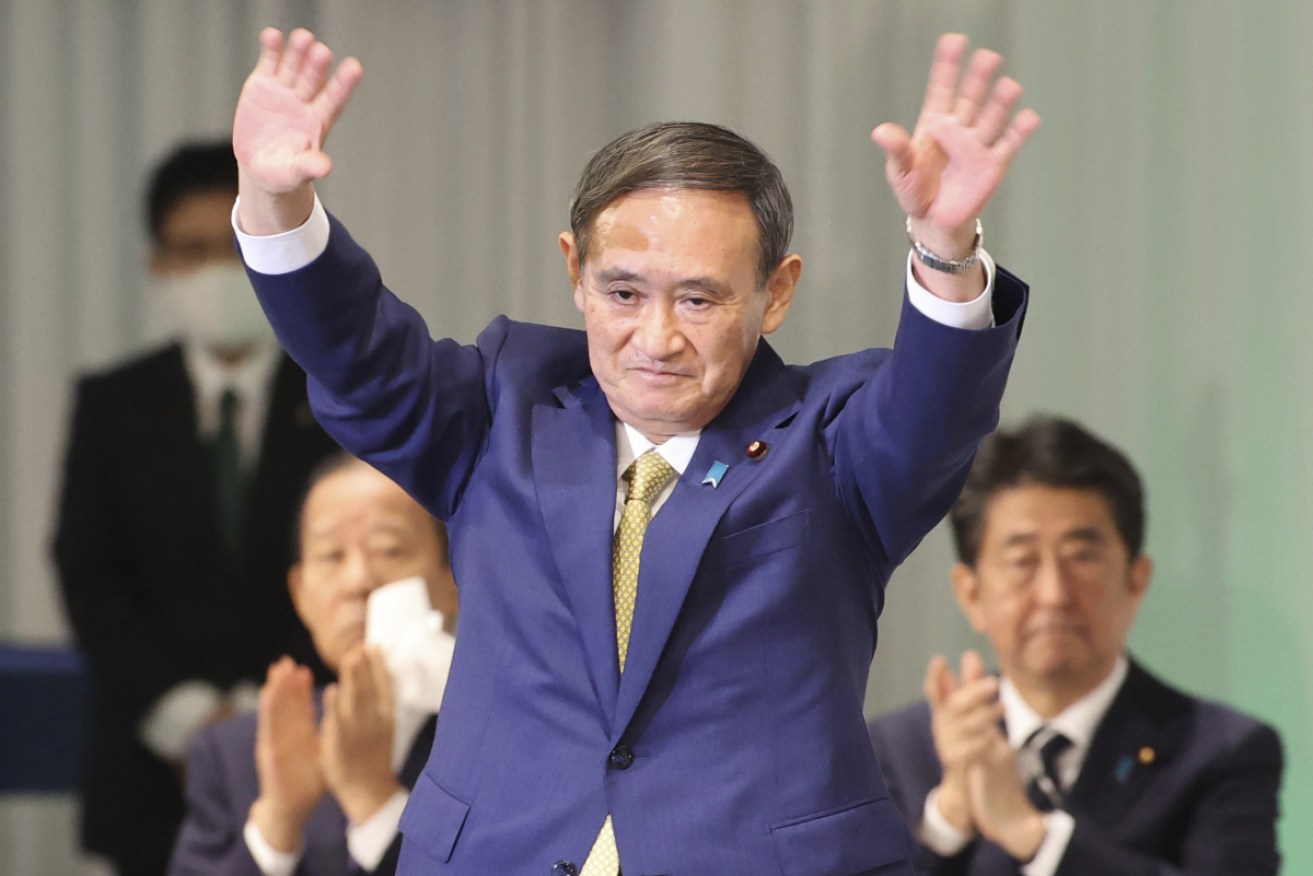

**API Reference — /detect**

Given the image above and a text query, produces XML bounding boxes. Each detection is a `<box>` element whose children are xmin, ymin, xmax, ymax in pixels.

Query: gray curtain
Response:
<box><xmin>2</xmin><ymin>1</ymin><xmax>1307</xmax><ymax>871</ymax></box>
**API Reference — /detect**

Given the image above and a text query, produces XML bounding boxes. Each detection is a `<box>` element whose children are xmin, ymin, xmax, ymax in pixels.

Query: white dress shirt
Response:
<box><xmin>920</xmin><ymin>656</ymin><xmax>1130</xmax><ymax>875</ymax></box>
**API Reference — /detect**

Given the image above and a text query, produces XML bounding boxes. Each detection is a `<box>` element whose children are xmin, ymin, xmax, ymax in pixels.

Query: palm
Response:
<box><xmin>872</xmin><ymin>34</ymin><xmax>1039</xmax><ymax>238</ymax></box>
<box><xmin>234</xmin><ymin>73</ymin><xmax>327</xmax><ymax>193</ymax></box>
<box><xmin>233</xmin><ymin>27</ymin><xmax>361</xmax><ymax>197</ymax></box>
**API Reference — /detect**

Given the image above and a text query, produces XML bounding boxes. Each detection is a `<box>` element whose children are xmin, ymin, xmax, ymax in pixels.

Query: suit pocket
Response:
<box><xmin>707</xmin><ymin>508</ymin><xmax>810</xmax><ymax>570</ymax></box>
<box><xmin>398</xmin><ymin>771</ymin><xmax>470</xmax><ymax>864</ymax></box>
<box><xmin>769</xmin><ymin>797</ymin><xmax>917</xmax><ymax>876</ymax></box>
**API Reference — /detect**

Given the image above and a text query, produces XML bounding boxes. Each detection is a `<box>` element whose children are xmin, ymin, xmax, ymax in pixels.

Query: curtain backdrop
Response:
<box><xmin>3</xmin><ymin>1</ymin><xmax>1309</xmax><ymax>872</ymax></box>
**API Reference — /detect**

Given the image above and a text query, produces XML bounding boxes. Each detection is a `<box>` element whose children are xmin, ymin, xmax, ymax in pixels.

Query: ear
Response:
<box><xmin>950</xmin><ymin>562</ymin><xmax>988</xmax><ymax>633</ymax></box>
<box><xmin>1127</xmin><ymin>553</ymin><xmax>1153</xmax><ymax>601</ymax></box>
<box><xmin>287</xmin><ymin>565</ymin><xmax>308</xmax><ymax>625</ymax></box>
<box><xmin>761</xmin><ymin>254</ymin><xmax>802</xmax><ymax>335</ymax></box>
<box><xmin>559</xmin><ymin>232</ymin><xmax>584</xmax><ymax>312</ymax></box>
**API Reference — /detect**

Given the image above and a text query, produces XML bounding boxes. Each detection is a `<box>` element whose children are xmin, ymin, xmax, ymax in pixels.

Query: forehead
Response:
<box><xmin>159</xmin><ymin>188</ymin><xmax>235</xmax><ymax>242</ymax></box>
<box><xmin>301</xmin><ymin>466</ymin><xmax>425</xmax><ymax>540</ymax></box>
<box><xmin>587</xmin><ymin>188</ymin><xmax>758</xmax><ymax>273</ymax></box>
<box><xmin>979</xmin><ymin>484</ymin><xmax>1122</xmax><ymax>547</ymax></box>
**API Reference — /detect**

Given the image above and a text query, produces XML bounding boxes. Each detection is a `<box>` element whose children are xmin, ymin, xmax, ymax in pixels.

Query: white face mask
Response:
<box><xmin>154</xmin><ymin>262</ymin><xmax>273</xmax><ymax>352</ymax></box>
<box><xmin>365</xmin><ymin>576</ymin><xmax>457</xmax><ymax>715</ymax></box>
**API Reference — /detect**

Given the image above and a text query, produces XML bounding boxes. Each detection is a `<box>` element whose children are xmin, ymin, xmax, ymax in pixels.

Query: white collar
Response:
<box><xmin>181</xmin><ymin>334</ymin><xmax>280</xmax><ymax>432</ymax></box>
<box><xmin>1000</xmin><ymin>655</ymin><xmax>1129</xmax><ymax>753</ymax></box>
<box><xmin>616</xmin><ymin>421</ymin><xmax>700</xmax><ymax>478</ymax></box>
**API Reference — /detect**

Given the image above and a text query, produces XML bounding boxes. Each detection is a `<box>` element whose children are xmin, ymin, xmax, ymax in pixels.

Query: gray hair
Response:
<box><xmin>569</xmin><ymin>121</ymin><xmax>793</xmax><ymax>288</ymax></box>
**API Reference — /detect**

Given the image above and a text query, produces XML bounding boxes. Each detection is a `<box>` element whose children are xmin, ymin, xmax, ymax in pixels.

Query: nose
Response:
<box><xmin>1033</xmin><ymin>557</ymin><xmax>1075</xmax><ymax>606</ymax></box>
<box><xmin>338</xmin><ymin>550</ymin><xmax>384</xmax><ymax>598</ymax></box>
<box><xmin>632</xmin><ymin>300</ymin><xmax>685</xmax><ymax>361</ymax></box>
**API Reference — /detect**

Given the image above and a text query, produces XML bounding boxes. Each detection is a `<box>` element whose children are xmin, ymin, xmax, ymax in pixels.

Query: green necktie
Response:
<box><xmin>212</xmin><ymin>388</ymin><xmax>245</xmax><ymax>553</ymax></box>
<box><xmin>582</xmin><ymin>450</ymin><xmax>678</xmax><ymax>876</ymax></box>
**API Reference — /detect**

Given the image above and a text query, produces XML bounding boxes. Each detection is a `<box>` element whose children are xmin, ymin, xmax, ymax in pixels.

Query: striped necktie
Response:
<box><xmin>1024</xmin><ymin>728</ymin><xmax>1072</xmax><ymax>812</ymax></box>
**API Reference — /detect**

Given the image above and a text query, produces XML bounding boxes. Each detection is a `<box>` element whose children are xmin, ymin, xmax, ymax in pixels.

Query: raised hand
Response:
<box><xmin>233</xmin><ymin>27</ymin><xmax>362</xmax><ymax>233</ymax></box>
<box><xmin>249</xmin><ymin>657</ymin><xmax>326</xmax><ymax>852</ymax></box>
<box><xmin>965</xmin><ymin>731</ymin><xmax>1047</xmax><ymax>861</ymax></box>
<box><xmin>872</xmin><ymin>34</ymin><xmax>1040</xmax><ymax>259</ymax></box>
<box><xmin>924</xmin><ymin>651</ymin><xmax>1003</xmax><ymax>834</ymax></box>
<box><xmin>321</xmin><ymin>646</ymin><xmax>401</xmax><ymax>824</ymax></box>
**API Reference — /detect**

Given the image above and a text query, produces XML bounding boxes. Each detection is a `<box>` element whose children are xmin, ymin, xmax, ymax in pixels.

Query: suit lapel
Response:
<box><xmin>533</xmin><ymin>377</ymin><xmax>624</xmax><ymax>733</ymax></box>
<box><xmin>612</xmin><ymin>343</ymin><xmax>800</xmax><ymax>738</ymax></box>
<box><xmin>1066</xmin><ymin>659</ymin><xmax>1181</xmax><ymax>827</ymax></box>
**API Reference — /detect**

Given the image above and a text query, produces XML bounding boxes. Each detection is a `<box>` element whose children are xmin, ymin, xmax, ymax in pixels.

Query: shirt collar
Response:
<box><xmin>617</xmin><ymin>421</ymin><xmax>700</xmax><ymax>478</ymax></box>
<box><xmin>1000</xmin><ymin>654</ymin><xmax>1128</xmax><ymax>753</ymax></box>
<box><xmin>181</xmin><ymin>335</ymin><xmax>280</xmax><ymax>433</ymax></box>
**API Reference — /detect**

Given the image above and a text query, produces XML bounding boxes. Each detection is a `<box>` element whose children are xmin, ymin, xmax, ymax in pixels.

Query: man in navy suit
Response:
<box><xmin>867</xmin><ymin>416</ymin><xmax>1283</xmax><ymax>875</ymax></box>
<box><xmin>227</xmin><ymin>27</ymin><xmax>1039</xmax><ymax>875</ymax></box>
<box><xmin>170</xmin><ymin>453</ymin><xmax>460</xmax><ymax>875</ymax></box>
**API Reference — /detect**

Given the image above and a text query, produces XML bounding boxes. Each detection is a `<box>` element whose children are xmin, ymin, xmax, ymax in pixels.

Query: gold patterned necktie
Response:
<box><xmin>581</xmin><ymin>450</ymin><xmax>678</xmax><ymax>876</ymax></box>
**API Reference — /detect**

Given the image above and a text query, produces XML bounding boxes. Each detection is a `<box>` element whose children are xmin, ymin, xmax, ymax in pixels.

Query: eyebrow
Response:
<box><xmin>999</xmin><ymin>527</ymin><xmax>1107</xmax><ymax>549</ymax></box>
<box><xmin>594</xmin><ymin>267</ymin><xmax>733</xmax><ymax>297</ymax></box>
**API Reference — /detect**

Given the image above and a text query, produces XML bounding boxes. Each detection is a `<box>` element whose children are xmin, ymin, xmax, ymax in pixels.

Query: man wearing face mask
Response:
<box><xmin>52</xmin><ymin>140</ymin><xmax>340</xmax><ymax>876</ymax></box>
<box><xmin>169</xmin><ymin>453</ymin><xmax>460</xmax><ymax>876</ymax></box>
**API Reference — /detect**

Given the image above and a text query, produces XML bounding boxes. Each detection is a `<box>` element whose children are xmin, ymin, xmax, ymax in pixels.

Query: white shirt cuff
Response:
<box><xmin>138</xmin><ymin>680</ymin><xmax>224</xmax><ymax>761</ymax></box>
<box><xmin>346</xmin><ymin>789</ymin><xmax>409</xmax><ymax>871</ymax></box>
<box><xmin>232</xmin><ymin>194</ymin><xmax>331</xmax><ymax>275</ymax></box>
<box><xmin>904</xmin><ymin>248</ymin><xmax>996</xmax><ymax>329</ymax></box>
<box><xmin>243</xmin><ymin>819</ymin><xmax>303</xmax><ymax>876</ymax></box>
<box><xmin>1020</xmin><ymin>810</ymin><xmax>1075</xmax><ymax>876</ymax></box>
<box><xmin>918</xmin><ymin>788</ymin><xmax>974</xmax><ymax>857</ymax></box>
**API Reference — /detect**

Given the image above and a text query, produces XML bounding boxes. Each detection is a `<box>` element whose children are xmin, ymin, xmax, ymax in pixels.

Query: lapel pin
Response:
<box><xmin>1113</xmin><ymin>754</ymin><xmax>1134</xmax><ymax>784</ymax></box>
<box><xmin>746</xmin><ymin>440</ymin><xmax>768</xmax><ymax>460</ymax></box>
<box><xmin>1138</xmin><ymin>746</ymin><xmax>1156</xmax><ymax>765</ymax></box>
<box><xmin>702</xmin><ymin>460</ymin><xmax>729</xmax><ymax>488</ymax></box>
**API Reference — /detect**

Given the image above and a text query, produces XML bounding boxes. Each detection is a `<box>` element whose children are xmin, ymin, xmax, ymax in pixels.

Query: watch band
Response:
<box><xmin>906</xmin><ymin>217</ymin><xmax>983</xmax><ymax>275</ymax></box>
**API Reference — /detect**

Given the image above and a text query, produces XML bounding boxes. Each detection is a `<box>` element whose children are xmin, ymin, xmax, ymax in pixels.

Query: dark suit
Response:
<box><xmin>246</xmin><ymin>215</ymin><xmax>1026</xmax><ymax>875</ymax></box>
<box><xmin>168</xmin><ymin>709</ymin><xmax>437</xmax><ymax>875</ymax></box>
<box><xmin>52</xmin><ymin>343</ymin><xmax>339</xmax><ymax>874</ymax></box>
<box><xmin>867</xmin><ymin>659</ymin><xmax>1283</xmax><ymax>875</ymax></box>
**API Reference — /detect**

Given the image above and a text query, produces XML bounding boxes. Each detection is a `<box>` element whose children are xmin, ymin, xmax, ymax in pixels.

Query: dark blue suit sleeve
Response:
<box><xmin>246</xmin><ymin>215</ymin><xmax>498</xmax><ymax>520</ymax></box>
<box><xmin>830</xmin><ymin>271</ymin><xmax>1026</xmax><ymax>566</ymax></box>
<box><xmin>168</xmin><ymin>726</ymin><xmax>265</xmax><ymax>876</ymax></box>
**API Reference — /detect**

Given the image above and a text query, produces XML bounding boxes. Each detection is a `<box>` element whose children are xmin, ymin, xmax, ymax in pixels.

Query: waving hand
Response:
<box><xmin>233</xmin><ymin>28</ymin><xmax>362</xmax><ymax>233</ymax></box>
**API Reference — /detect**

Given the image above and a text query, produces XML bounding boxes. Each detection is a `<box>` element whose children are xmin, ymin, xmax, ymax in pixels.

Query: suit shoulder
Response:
<box><xmin>477</xmin><ymin>317</ymin><xmax>590</xmax><ymax>386</ymax></box>
<box><xmin>75</xmin><ymin>343</ymin><xmax>185</xmax><ymax>394</ymax></box>
<box><xmin>189</xmin><ymin>711</ymin><xmax>259</xmax><ymax>771</ymax></box>
<box><xmin>1128</xmin><ymin>661</ymin><xmax>1282</xmax><ymax>757</ymax></box>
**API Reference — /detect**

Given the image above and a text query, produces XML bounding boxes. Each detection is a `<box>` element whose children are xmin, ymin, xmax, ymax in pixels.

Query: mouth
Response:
<box><xmin>628</xmin><ymin>366</ymin><xmax>690</xmax><ymax>385</ymax></box>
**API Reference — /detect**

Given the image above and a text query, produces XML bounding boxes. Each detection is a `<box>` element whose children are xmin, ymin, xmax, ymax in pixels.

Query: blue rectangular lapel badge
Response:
<box><xmin>702</xmin><ymin>460</ymin><xmax>729</xmax><ymax>488</ymax></box>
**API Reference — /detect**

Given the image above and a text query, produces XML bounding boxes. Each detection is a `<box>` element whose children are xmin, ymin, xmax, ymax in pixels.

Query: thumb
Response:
<box><xmin>871</xmin><ymin>123</ymin><xmax>912</xmax><ymax>176</ymax></box>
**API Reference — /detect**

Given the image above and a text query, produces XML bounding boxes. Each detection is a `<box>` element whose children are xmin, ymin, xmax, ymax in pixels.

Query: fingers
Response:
<box><xmin>255</xmin><ymin>28</ymin><xmax>284</xmax><ymax>77</ymax></box>
<box><xmin>276</xmin><ymin>28</ymin><xmax>315</xmax><ymax>87</ymax></box>
<box><xmin>960</xmin><ymin>649</ymin><xmax>986</xmax><ymax>683</ymax></box>
<box><xmin>921</xmin><ymin>33</ymin><xmax>969</xmax><ymax>119</ymax></box>
<box><xmin>924</xmin><ymin>654</ymin><xmax>958</xmax><ymax>706</ymax></box>
<box><xmin>992</xmin><ymin>107</ymin><xmax>1042</xmax><ymax>170</ymax></box>
<box><xmin>315</xmin><ymin>55</ymin><xmax>364</xmax><ymax>138</ymax></box>
<box><xmin>952</xmin><ymin>50</ymin><xmax>1002</xmax><ymax>126</ymax></box>
<box><xmin>870</xmin><ymin>122</ymin><xmax>912</xmax><ymax>175</ymax></box>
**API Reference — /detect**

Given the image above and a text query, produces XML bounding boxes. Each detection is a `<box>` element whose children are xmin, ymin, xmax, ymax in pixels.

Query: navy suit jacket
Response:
<box><xmin>867</xmin><ymin>659</ymin><xmax>1283</xmax><ymax>875</ymax></box>
<box><xmin>169</xmin><ymin>709</ymin><xmax>437</xmax><ymax>875</ymax></box>
<box><xmin>52</xmin><ymin>344</ymin><xmax>337</xmax><ymax>872</ymax></box>
<box><xmin>246</xmin><ymin>215</ymin><xmax>1026</xmax><ymax>876</ymax></box>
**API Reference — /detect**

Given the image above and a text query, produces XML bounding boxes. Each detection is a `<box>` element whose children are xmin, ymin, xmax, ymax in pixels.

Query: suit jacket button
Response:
<box><xmin>551</xmin><ymin>861</ymin><xmax>579</xmax><ymax>876</ymax></box>
<box><xmin>608</xmin><ymin>744</ymin><xmax>635</xmax><ymax>770</ymax></box>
